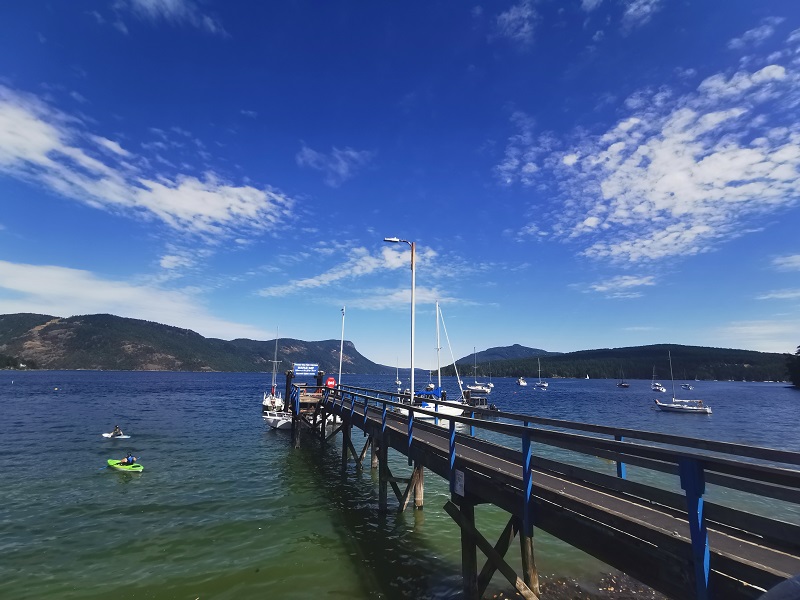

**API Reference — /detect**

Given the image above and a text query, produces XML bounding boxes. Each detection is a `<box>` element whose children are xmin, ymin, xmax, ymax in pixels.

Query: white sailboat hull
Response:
<box><xmin>654</xmin><ymin>399</ymin><xmax>711</xmax><ymax>414</ymax></box>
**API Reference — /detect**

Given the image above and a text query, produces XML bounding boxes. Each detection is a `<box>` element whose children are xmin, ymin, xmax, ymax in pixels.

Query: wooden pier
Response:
<box><xmin>283</xmin><ymin>378</ymin><xmax>800</xmax><ymax>600</ymax></box>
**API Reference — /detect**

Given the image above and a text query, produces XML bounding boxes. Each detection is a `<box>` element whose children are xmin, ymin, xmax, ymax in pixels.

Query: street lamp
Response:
<box><xmin>384</xmin><ymin>237</ymin><xmax>415</xmax><ymax>401</ymax></box>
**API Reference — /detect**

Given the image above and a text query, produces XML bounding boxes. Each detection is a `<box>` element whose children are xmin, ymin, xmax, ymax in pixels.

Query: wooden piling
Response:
<box><xmin>414</xmin><ymin>463</ymin><xmax>424</xmax><ymax>510</ymax></box>
<box><xmin>458</xmin><ymin>499</ymin><xmax>479</xmax><ymax>599</ymax></box>
<box><xmin>378</xmin><ymin>433</ymin><xmax>388</xmax><ymax>511</ymax></box>
<box><xmin>370</xmin><ymin>435</ymin><xmax>379</xmax><ymax>469</ymax></box>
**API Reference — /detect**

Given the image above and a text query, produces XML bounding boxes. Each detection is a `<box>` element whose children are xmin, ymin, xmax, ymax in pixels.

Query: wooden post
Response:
<box><xmin>371</xmin><ymin>435</ymin><xmax>379</xmax><ymax>469</ymax></box>
<box><xmin>459</xmin><ymin>498</ymin><xmax>479</xmax><ymax>599</ymax></box>
<box><xmin>378</xmin><ymin>433</ymin><xmax>388</xmax><ymax>511</ymax></box>
<box><xmin>680</xmin><ymin>458</ymin><xmax>710</xmax><ymax>600</ymax></box>
<box><xmin>342</xmin><ymin>419</ymin><xmax>350</xmax><ymax>472</ymax></box>
<box><xmin>414</xmin><ymin>463</ymin><xmax>425</xmax><ymax>510</ymax></box>
<box><xmin>520</xmin><ymin>431</ymin><xmax>540</xmax><ymax>596</ymax></box>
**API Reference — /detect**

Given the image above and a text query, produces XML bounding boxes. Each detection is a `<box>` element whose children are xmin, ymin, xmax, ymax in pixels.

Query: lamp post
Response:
<box><xmin>384</xmin><ymin>237</ymin><xmax>415</xmax><ymax>401</ymax></box>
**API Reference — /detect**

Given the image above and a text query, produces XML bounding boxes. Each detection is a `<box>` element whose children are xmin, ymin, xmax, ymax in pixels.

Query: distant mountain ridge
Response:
<box><xmin>0</xmin><ymin>313</ymin><xmax>791</xmax><ymax>382</ymax></box>
<box><xmin>0</xmin><ymin>313</ymin><xmax>387</xmax><ymax>374</ymax></box>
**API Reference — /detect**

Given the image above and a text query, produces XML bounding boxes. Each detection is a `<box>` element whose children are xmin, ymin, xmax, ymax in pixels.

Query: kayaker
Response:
<box><xmin>111</xmin><ymin>425</ymin><xmax>124</xmax><ymax>437</ymax></box>
<box><xmin>118</xmin><ymin>452</ymin><xmax>137</xmax><ymax>465</ymax></box>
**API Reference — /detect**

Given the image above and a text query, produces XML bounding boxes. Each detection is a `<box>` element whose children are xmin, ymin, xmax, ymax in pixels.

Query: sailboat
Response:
<box><xmin>263</xmin><ymin>329</ymin><xmax>294</xmax><ymax>430</ymax></box>
<box><xmin>397</xmin><ymin>302</ymin><xmax>466</xmax><ymax>419</ymax></box>
<box><xmin>395</xmin><ymin>360</ymin><xmax>402</xmax><ymax>389</ymax></box>
<box><xmin>651</xmin><ymin>366</ymin><xmax>666</xmax><ymax>393</ymax></box>
<box><xmin>466</xmin><ymin>347</ymin><xmax>492</xmax><ymax>395</ymax></box>
<box><xmin>616</xmin><ymin>369</ymin><xmax>630</xmax><ymax>388</ymax></box>
<box><xmin>534</xmin><ymin>357</ymin><xmax>548</xmax><ymax>389</ymax></box>
<box><xmin>262</xmin><ymin>330</ymin><xmax>284</xmax><ymax>412</ymax></box>
<box><xmin>654</xmin><ymin>351</ymin><xmax>711</xmax><ymax>414</ymax></box>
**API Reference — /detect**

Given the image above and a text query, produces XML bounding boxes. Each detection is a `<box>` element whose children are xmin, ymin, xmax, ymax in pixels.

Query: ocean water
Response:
<box><xmin>1</xmin><ymin>370</ymin><xmax>797</xmax><ymax>599</ymax></box>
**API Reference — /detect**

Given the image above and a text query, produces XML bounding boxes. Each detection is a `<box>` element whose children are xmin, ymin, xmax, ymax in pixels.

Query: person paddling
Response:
<box><xmin>110</xmin><ymin>425</ymin><xmax>124</xmax><ymax>437</ymax></box>
<box><xmin>118</xmin><ymin>452</ymin><xmax>137</xmax><ymax>465</ymax></box>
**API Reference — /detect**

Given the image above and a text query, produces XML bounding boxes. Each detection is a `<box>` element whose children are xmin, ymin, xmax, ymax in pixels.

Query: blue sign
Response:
<box><xmin>293</xmin><ymin>363</ymin><xmax>319</xmax><ymax>377</ymax></box>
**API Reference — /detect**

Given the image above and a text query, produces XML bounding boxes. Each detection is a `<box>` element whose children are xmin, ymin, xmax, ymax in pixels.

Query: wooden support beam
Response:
<box><xmin>520</xmin><ymin>529</ymin><xmax>540</xmax><ymax>597</ymax></box>
<box><xmin>477</xmin><ymin>516</ymin><xmax>519</xmax><ymax>597</ymax></box>
<box><xmin>371</xmin><ymin>436</ymin><xmax>379</xmax><ymax>470</ymax></box>
<box><xmin>357</xmin><ymin>436</ymin><xmax>372</xmax><ymax>468</ymax></box>
<box><xmin>414</xmin><ymin>463</ymin><xmax>425</xmax><ymax>510</ymax></box>
<box><xmin>342</xmin><ymin>421</ymin><xmax>350</xmax><ymax>471</ymax></box>
<box><xmin>444</xmin><ymin>500</ymin><xmax>538</xmax><ymax>600</ymax></box>
<box><xmin>384</xmin><ymin>463</ymin><xmax>405</xmax><ymax>504</ymax></box>
<box><xmin>325</xmin><ymin>424</ymin><xmax>343</xmax><ymax>443</ymax></box>
<box><xmin>399</xmin><ymin>468</ymin><xmax>421</xmax><ymax>512</ymax></box>
<box><xmin>379</xmin><ymin>434</ymin><xmax>388</xmax><ymax>511</ymax></box>
<box><xmin>449</xmin><ymin>498</ymin><xmax>479</xmax><ymax>600</ymax></box>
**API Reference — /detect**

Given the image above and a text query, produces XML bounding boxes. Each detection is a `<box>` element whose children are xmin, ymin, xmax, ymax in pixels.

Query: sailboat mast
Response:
<box><xmin>435</xmin><ymin>301</ymin><xmax>441</xmax><ymax>388</ymax></box>
<box><xmin>669</xmin><ymin>350</ymin><xmax>676</xmax><ymax>398</ymax></box>
<box><xmin>338</xmin><ymin>306</ymin><xmax>346</xmax><ymax>384</ymax></box>
<box><xmin>270</xmin><ymin>327</ymin><xmax>279</xmax><ymax>394</ymax></box>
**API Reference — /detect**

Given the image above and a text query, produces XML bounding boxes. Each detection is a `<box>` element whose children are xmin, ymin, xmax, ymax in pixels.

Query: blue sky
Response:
<box><xmin>0</xmin><ymin>0</ymin><xmax>799</xmax><ymax>369</ymax></box>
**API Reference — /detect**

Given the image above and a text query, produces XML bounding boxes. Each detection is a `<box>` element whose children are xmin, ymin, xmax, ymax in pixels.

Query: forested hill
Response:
<box><xmin>0</xmin><ymin>313</ymin><xmax>792</xmax><ymax>381</ymax></box>
<box><xmin>444</xmin><ymin>344</ymin><xmax>791</xmax><ymax>383</ymax></box>
<box><xmin>0</xmin><ymin>313</ymin><xmax>388</xmax><ymax>374</ymax></box>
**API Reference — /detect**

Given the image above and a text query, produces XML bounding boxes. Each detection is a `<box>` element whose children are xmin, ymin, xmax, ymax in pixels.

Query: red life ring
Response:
<box><xmin>325</xmin><ymin>377</ymin><xmax>336</xmax><ymax>388</ymax></box>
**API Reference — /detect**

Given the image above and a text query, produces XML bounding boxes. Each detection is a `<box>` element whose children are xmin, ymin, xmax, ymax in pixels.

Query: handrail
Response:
<box><xmin>336</xmin><ymin>384</ymin><xmax>800</xmax><ymax>467</ymax></box>
<box><xmin>314</xmin><ymin>384</ymin><xmax>800</xmax><ymax>492</ymax></box>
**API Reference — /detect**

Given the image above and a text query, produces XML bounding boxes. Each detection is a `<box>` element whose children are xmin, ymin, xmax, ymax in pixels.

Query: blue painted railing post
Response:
<box><xmin>434</xmin><ymin>402</ymin><xmax>439</xmax><ymax>426</ymax></box>
<box><xmin>381</xmin><ymin>402</ymin><xmax>387</xmax><ymax>434</ymax></box>
<box><xmin>615</xmin><ymin>434</ymin><xmax>626</xmax><ymax>479</ymax></box>
<box><xmin>407</xmin><ymin>408</ymin><xmax>414</xmax><ymax>466</ymax></box>
<box><xmin>469</xmin><ymin>411</ymin><xmax>475</xmax><ymax>437</ymax></box>
<box><xmin>292</xmin><ymin>387</ymin><xmax>299</xmax><ymax>415</ymax></box>
<box><xmin>679</xmin><ymin>458</ymin><xmax>710</xmax><ymax>600</ymax></box>
<box><xmin>522</xmin><ymin>429</ymin><xmax>533</xmax><ymax>538</ymax></box>
<box><xmin>449</xmin><ymin>419</ymin><xmax>456</xmax><ymax>494</ymax></box>
<box><xmin>349</xmin><ymin>393</ymin><xmax>356</xmax><ymax>418</ymax></box>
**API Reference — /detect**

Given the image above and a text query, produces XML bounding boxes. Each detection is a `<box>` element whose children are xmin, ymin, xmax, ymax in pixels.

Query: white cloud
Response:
<box><xmin>588</xmin><ymin>275</ymin><xmax>655</xmax><ymax>298</ymax></box>
<box><xmin>581</xmin><ymin>0</ymin><xmax>603</xmax><ymax>12</ymax></box>
<box><xmin>0</xmin><ymin>85</ymin><xmax>295</xmax><ymax>240</ymax></box>
<box><xmin>494</xmin><ymin>0</ymin><xmax>537</xmax><ymax>47</ymax></box>
<box><xmin>728</xmin><ymin>17</ymin><xmax>785</xmax><ymax>50</ymax></box>
<box><xmin>756</xmin><ymin>289</ymin><xmax>800</xmax><ymax>300</ymax></box>
<box><xmin>296</xmin><ymin>143</ymin><xmax>374</xmax><ymax>187</ymax></box>
<box><xmin>621</xmin><ymin>0</ymin><xmax>663</xmax><ymax>30</ymax></box>
<box><xmin>714</xmin><ymin>319</ymin><xmax>800</xmax><ymax>354</ymax></box>
<box><xmin>258</xmin><ymin>245</ymin><xmax>438</xmax><ymax>298</ymax></box>
<box><xmin>500</xmin><ymin>40</ymin><xmax>800</xmax><ymax>263</ymax></box>
<box><xmin>772</xmin><ymin>254</ymin><xmax>800</xmax><ymax>271</ymax></box>
<box><xmin>240</xmin><ymin>109</ymin><xmax>257</xmax><ymax>118</ymax></box>
<box><xmin>0</xmin><ymin>260</ymin><xmax>269</xmax><ymax>340</ymax></box>
<box><xmin>116</xmin><ymin>0</ymin><xmax>226</xmax><ymax>35</ymax></box>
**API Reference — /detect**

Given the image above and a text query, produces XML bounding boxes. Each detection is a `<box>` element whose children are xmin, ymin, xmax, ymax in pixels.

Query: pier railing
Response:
<box><xmin>290</xmin><ymin>383</ymin><xmax>800</xmax><ymax>600</ymax></box>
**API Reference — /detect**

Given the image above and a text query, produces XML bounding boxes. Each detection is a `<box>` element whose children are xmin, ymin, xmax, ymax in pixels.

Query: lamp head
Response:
<box><xmin>383</xmin><ymin>237</ymin><xmax>400</xmax><ymax>243</ymax></box>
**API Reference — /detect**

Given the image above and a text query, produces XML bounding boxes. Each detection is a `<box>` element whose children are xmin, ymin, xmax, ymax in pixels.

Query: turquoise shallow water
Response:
<box><xmin>1</xmin><ymin>371</ymin><xmax>797</xmax><ymax>599</ymax></box>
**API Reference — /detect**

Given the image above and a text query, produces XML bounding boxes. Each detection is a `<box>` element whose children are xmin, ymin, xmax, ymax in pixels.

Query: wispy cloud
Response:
<box><xmin>587</xmin><ymin>275</ymin><xmax>655</xmax><ymax>298</ymax></box>
<box><xmin>728</xmin><ymin>17</ymin><xmax>784</xmax><ymax>50</ymax></box>
<box><xmin>621</xmin><ymin>0</ymin><xmax>664</xmax><ymax>31</ymax></box>
<box><xmin>296</xmin><ymin>143</ymin><xmax>374</xmax><ymax>187</ymax></box>
<box><xmin>756</xmin><ymin>289</ymin><xmax>800</xmax><ymax>300</ymax></box>
<box><xmin>714</xmin><ymin>319</ymin><xmax>800</xmax><ymax>354</ymax></box>
<box><xmin>240</xmin><ymin>109</ymin><xmax>257</xmax><ymax>118</ymax></box>
<box><xmin>0</xmin><ymin>85</ymin><xmax>295</xmax><ymax>240</ymax></box>
<box><xmin>581</xmin><ymin>0</ymin><xmax>603</xmax><ymax>12</ymax></box>
<box><xmin>115</xmin><ymin>0</ymin><xmax>226</xmax><ymax>35</ymax></box>
<box><xmin>258</xmin><ymin>245</ymin><xmax>436</xmax><ymax>298</ymax></box>
<box><xmin>499</xmin><ymin>36</ymin><xmax>800</xmax><ymax>263</ymax></box>
<box><xmin>772</xmin><ymin>254</ymin><xmax>800</xmax><ymax>271</ymax></box>
<box><xmin>0</xmin><ymin>260</ymin><xmax>269</xmax><ymax>340</ymax></box>
<box><xmin>494</xmin><ymin>0</ymin><xmax>537</xmax><ymax>47</ymax></box>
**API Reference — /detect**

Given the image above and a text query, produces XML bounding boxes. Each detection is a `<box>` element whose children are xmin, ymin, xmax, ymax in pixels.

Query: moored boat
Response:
<box><xmin>263</xmin><ymin>410</ymin><xmax>292</xmax><ymax>430</ymax></box>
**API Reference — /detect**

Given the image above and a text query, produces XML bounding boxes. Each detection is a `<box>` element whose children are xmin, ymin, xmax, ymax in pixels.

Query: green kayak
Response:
<box><xmin>107</xmin><ymin>459</ymin><xmax>143</xmax><ymax>472</ymax></box>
